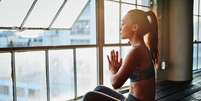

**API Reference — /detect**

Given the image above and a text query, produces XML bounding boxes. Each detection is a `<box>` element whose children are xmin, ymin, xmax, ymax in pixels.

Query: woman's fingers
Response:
<box><xmin>119</xmin><ymin>58</ymin><xmax>123</xmax><ymax>65</ymax></box>
<box><xmin>115</xmin><ymin>51</ymin><xmax>118</xmax><ymax>62</ymax></box>
<box><xmin>107</xmin><ymin>55</ymin><xmax>111</xmax><ymax>65</ymax></box>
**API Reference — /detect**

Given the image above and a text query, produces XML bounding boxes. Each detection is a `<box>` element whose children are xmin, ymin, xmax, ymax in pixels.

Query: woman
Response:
<box><xmin>83</xmin><ymin>9</ymin><xmax>159</xmax><ymax>101</ymax></box>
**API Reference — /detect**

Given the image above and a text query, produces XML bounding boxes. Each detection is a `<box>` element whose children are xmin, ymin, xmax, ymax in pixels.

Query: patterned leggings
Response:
<box><xmin>83</xmin><ymin>85</ymin><xmax>140</xmax><ymax>101</ymax></box>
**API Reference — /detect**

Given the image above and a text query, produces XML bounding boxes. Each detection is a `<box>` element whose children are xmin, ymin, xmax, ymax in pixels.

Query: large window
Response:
<box><xmin>0</xmin><ymin>0</ymin><xmax>152</xmax><ymax>101</ymax></box>
<box><xmin>193</xmin><ymin>0</ymin><xmax>201</xmax><ymax>70</ymax></box>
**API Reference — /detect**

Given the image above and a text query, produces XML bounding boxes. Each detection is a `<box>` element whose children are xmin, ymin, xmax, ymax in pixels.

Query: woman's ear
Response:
<box><xmin>132</xmin><ymin>24</ymin><xmax>139</xmax><ymax>32</ymax></box>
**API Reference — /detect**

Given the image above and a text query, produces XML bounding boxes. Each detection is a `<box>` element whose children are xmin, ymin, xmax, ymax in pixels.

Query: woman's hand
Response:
<box><xmin>107</xmin><ymin>50</ymin><xmax>122</xmax><ymax>74</ymax></box>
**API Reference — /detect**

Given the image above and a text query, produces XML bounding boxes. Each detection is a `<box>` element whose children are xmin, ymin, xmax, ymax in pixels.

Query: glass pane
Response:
<box><xmin>194</xmin><ymin>16</ymin><xmax>198</xmax><ymax>41</ymax></box>
<box><xmin>194</xmin><ymin>0</ymin><xmax>199</xmax><ymax>15</ymax></box>
<box><xmin>0</xmin><ymin>53</ymin><xmax>12</xmax><ymax>101</ymax></box>
<box><xmin>76</xmin><ymin>48</ymin><xmax>97</xmax><ymax>96</ymax></box>
<box><xmin>137</xmin><ymin>0</ymin><xmax>150</xmax><ymax>6</ymax></box>
<box><xmin>104</xmin><ymin>1</ymin><xmax>120</xmax><ymax>44</ymax></box>
<box><xmin>122</xmin><ymin>0</ymin><xmax>136</xmax><ymax>4</ymax></box>
<box><xmin>193</xmin><ymin>44</ymin><xmax>198</xmax><ymax>70</ymax></box>
<box><xmin>137</xmin><ymin>6</ymin><xmax>150</xmax><ymax>12</ymax></box>
<box><xmin>198</xmin><ymin>44</ymin><xmax>201</xmax><ymax>69</ymax></box>
<box><xmin>0</xmin><ymin>0</ymin><xmax>33</xmax><ymax>27</ymax></box>
<box><xmin>197</xmin><ymin>17</ymin><xmax>201</xmax><ymax>41</ymax></box>
<box><xmin>121</xmin><ymin>4</ymin><xmax>136</xmax><ymax>19</ymax></box>
<box><xmin>49</xmin><ymin>50</ymin><xmax>74</xmax><ymax>101</ymax></box>
<box><xmin>103</xmin><ymin>47</ymin><xmax>120</xmax><ymax>88</ymax></box>
<box><xmin>24</xmin><ymin>0</ymin><xmax>64</xmax><ymax>27</ymax></box>
<box><xmin>0</xmin><ymin>26</ymin><xmax>96</xmax><ymax>48</ymax></box>
<box><xmin>199</xmin><ymin>17</ymin><xmax>201</xmax><ymax>41</ymax></box>
<box><xmin>15</xmin><ymin>51</ymin><xmax>47</xmax><ymax>101</ymax></box>
<box><xmin>52</xmin><ymin>0</ymin><xmax>89</xmax><ymax>28</ymax></box>
<box><xmin>200</xmin><ymin>0</ymin><xmax>201</xmax><ymax>16</ymax></box>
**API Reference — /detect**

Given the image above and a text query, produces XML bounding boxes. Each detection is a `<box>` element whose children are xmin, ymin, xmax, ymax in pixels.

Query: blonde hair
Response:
<box><xmin>127</xmin><ymin>9</ymin><xmax>159</xmax><ymax>65</ymax></box>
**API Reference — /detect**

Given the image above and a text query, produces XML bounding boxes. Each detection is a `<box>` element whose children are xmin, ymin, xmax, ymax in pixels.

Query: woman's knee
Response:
<box><xmin>94</xmin><ymin>85</ymin><xmax>112</xmax><ymax>92</ymax></box>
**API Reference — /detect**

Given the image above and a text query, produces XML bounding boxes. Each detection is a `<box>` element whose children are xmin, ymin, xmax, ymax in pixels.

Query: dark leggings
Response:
<box><xmin>83</xmin><ymin>85</ymin><xmax>140</xmax><ymax>101</ymax></box>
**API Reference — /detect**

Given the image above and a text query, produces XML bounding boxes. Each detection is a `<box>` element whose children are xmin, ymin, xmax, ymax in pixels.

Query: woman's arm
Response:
<box><xmin>107</xmin><ymin>48</ymin><xmax>141</xmax><ymax>89</ymax></box>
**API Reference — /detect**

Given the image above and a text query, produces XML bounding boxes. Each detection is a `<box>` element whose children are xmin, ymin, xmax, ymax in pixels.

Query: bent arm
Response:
<box><xmin>109</xmin><ymin>49</ymin><xmax>141</xmax><ymax>89</ymax></box>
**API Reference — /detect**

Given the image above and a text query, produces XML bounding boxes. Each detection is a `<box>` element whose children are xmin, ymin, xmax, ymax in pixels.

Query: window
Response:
<box><xmin>193</xmin><ymin>0</ymin><xmax>201</xmax><ymax>70</ymax></box>
<box><xmin>0</xmin><ymin>85</ymin><xmax>9</xmax><ymax>95</ymax></box>
<box><xmin>49</xmin><ymin>50</ymin><xmax>74</xmax><ymax>101</ymax></box>
<box><xmin>15</xmin><ymin>51</ymin><xmax>47</xmax><ymax>101</ymax></box>
<box><xmin>0</xmin><ymin>53</ymin><xmax>12</xmax><ymax>101</ymax></box>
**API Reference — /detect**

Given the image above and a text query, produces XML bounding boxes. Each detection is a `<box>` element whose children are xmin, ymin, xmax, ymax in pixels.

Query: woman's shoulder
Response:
<box><xmin>129</xmin><ymin>45</ymin><xmax>146</xmax><ymax>56</ymax></box>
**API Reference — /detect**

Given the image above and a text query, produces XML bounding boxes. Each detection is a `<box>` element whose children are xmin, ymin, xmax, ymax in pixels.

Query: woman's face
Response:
<box><xmin>120</xmin><ymin>14</ymin><xmax>134</xmax><ymax>39</ymax></box>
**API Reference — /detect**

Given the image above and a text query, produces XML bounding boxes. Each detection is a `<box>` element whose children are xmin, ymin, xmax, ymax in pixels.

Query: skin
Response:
<box><xmin>107</xmin><ymin>14</ymin><xmax>155</xmax><ymax>101</ymax></box>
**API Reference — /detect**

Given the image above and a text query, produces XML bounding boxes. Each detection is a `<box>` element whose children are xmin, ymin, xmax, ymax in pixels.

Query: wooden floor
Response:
<box><xmin>78</xmin><ymin>71</ymin><xmax>201</xmax><ymax>101</ymax></box>
<box><xmin>156</xmin><ymin>71</ymin><xmax>201</xmax><ymax>101</ymax></box>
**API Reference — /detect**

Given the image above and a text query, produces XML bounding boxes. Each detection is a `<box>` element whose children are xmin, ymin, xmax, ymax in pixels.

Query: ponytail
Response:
<box><xmin>127</xmin><ymin>9</ymin><xmax>159</xmax><ymax>68</ymax></box>
<box><xmin>146</xmin><ymin>11</ymin><xmax>159</xmax><ymax>67</ymax></box>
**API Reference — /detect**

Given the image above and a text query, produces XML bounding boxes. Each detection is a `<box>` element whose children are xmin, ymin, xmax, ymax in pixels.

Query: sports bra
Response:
<box><xmin>129</xmin><ymin>65</ymin><xmax>155</xmax><ymax>82</ymax></box>
<box><xmin>129</xmin><ymin>47</ymin><xmax>155</xmax><ymax>82</ymax></box>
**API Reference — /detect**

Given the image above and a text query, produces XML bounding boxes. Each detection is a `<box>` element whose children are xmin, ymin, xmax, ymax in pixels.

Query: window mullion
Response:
<box><xmin>11</xmin><ymin>51</ymin><xmax>17</xmax><ymax>101</ymax></box>
<box><xmin>73</xmin><ymin>48</ymin><xmax>77</xmax><ymax>98</ymax></box>
<box><xmin>96</xmin><ymin>0</ymin><xmax>105</xmax><ymax>85</ymax></box>
<box><xmin>45</xmin><ymin>50</ymin><xmax>50</xmax><ymax>101</ymax></box>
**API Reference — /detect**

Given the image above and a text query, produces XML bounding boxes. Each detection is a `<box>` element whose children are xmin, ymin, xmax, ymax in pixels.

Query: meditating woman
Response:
<box><xmin>84</xmin><ymin>9</ymin><xmax>159</xmax><ymax>101</ymax></box>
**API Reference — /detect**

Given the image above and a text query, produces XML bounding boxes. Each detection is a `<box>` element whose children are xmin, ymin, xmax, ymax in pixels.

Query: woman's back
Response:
<box><xmin>129</xmin><ymin>45</ymin><xmax>155</xmax><ymax>101</ymax></box>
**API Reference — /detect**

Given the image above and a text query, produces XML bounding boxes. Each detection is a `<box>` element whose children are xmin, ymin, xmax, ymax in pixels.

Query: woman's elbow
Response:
<box><xmin>111</xmin><ymin>79</ymin><xmax>122</xmax><ymax>89</ymax></box>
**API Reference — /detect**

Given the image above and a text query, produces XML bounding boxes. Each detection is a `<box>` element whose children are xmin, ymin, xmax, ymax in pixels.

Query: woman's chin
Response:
<box><xmin>121</xmin><ymin>36</ymin><xmax>128</xmax><ymax>39</ymax></box>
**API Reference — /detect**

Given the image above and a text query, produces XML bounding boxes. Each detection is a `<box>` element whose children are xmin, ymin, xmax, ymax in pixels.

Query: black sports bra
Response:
<box><xmin>129</xmin><ymin>65</ymin><xmax>155</xmax><ymax>82</ymax></box>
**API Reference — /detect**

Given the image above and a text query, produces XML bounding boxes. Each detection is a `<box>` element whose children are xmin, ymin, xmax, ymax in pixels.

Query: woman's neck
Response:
<box><xmin>129</xmin><ymin>35</ymin><xmax>145</xmax><ymax>47</ymax></box>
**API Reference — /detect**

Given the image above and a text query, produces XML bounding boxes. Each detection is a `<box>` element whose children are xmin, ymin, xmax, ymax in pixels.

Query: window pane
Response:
<box><xmin>121</xmin><ymin>4</ymin><xmax>136</xmax><ymax>19</ymax></box>
<box><xmin>194</xmin><ymin>16</ymin><xmax>198</xmax><ymax>41</ymax></box>
<box><xmin>103</xmin><ymin>47</ymin><xmax>120</xmax><ymax>88</ymax></box>
<box><xmin>199</xmin><ymin>17</ymin><xmax>201</xmax><ymax>41</ymax></box>
<box><xmin>197</xmin><ymin>17</ymin><xmax>201</xmax><ymax>41</ymax></box>
<box><xmin>104</xmin><ymin>1</ymin><xmax>120</xmax><ymax>44</ymax></box>
<box><xmin>0</xmin><ymin>0</ymin><xmax>33</xmax><ymax>27</ymax></box>
<box><xmin>200</xmin><ymin>0</ymin><xmax>201</xmax><ymax>16</ymax></box>
<box><xmin>52</xmin><ymin>0</ymin><xmax>89</xmax><ymax>28</ymax></box>
<box><xmin>15</xmin><ymin>51</ymin><xmax>47</xmax><ymax>101</ymax></box>
<box><xmin>49</xmin><ymin>50</ymin><xmax>74</xmax><ymax>101</ymax></box>
<box><xmin>24</xmin><ymin>0</ymin><xmax>64</xmax><ymax>27</ymax></box>
<box><xmin>122</xmin><ymin>0</ymin><xmax>136</xmax><ymax>4</ymax></box>
<box><xmin>193</xmin><ymin>44</ymin><xmax>198</xmax><ymax>70</ymax></box>
<box><xmin>198</xmin><ymin>44</ymin><xmax>201</xmax><ymax>69</ymax></box>
<box><xmin>194</xmin><ymin>0</ymin><xmax>199</xmax><ymax>15</ymax></box>
<box><xmin>0</xmin><ymin>53</ymin><xmax>12</xmax><ymax>101</ymax></box>
<box><xmin>76</xmin><ymin>48</ymin><xmax>97</xmax><ymax>96</ymax></box>
<box><xmin>137</xmin><ymin>0</ymin><xmax>150</xmax><ymax>6</ymax></box>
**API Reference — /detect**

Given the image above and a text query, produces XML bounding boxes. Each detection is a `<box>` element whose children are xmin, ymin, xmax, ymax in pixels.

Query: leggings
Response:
<box><xmin>83</xmin><ymin>85</ymin><xmax>140</xmax><ymax>101</ymax></box>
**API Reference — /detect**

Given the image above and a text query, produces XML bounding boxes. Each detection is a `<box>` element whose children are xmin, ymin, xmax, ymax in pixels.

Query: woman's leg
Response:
<box><xmin>94</xmin><ymin>85</ymin><xmax>125</xmax><ymax>101</ymax></box>
<box><xmin>83</xmin><ymin>91</ymin><xmax>120</xmax><ymax>101</ymax></box>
